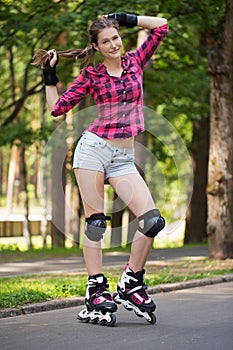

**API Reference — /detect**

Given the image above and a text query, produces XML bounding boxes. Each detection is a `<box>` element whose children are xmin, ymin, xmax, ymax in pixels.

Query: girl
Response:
<box><xmin>34</xmin><ymin>13</ymin><xmax>168</xmax><ymax>325</ymax></box>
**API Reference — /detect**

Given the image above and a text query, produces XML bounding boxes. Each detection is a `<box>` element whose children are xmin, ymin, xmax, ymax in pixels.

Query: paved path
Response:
<box><xmin>0</xmin><ymin>246</ymin><xmax>209</xmax><ymax>277</ymax></box>
<box><xmin>1</xmin><ymin>282</ymin><xmax>233</xmax><ymax>350</ymax></box>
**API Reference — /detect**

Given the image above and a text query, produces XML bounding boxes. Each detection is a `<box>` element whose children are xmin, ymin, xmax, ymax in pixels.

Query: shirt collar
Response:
<box><xmin>93</xmin><ymin>55</ymin><xmax>131</xmax><ymax>74</ymax></box>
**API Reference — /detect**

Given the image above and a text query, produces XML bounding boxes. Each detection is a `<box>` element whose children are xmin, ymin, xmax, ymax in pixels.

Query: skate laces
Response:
<box><xmin>91</xmin><ymin>284</ymin><xmax>112</xmax><ymax>300</ymax></box>
<box><xmin>89</xmin><ymin>275</ymin><xmax>113</xmax><ymax>301</ymax></box>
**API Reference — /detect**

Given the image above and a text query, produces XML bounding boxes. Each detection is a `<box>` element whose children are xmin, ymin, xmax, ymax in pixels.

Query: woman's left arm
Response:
<box><xmin>137</xmin><ymin>16</ymin><xmax>167</xmax><ymax>29</ymax></box>
<box><xmin>107</xmin><ymin>13</ymin><xmax>167</xmax><ymax>29</ymax></box>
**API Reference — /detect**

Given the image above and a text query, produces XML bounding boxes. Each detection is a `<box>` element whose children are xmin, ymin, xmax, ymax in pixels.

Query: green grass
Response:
<box><xmin>0</xmin><ymin>240</ymin><xmax>232</xmax><ymax>310</ymax></box>
<box><xmin>0</xmin><ymin>275</ymin><xmax>87</xmax><ymax>308</ymax></box>
<box><xmin>0</xmin><ymin>258</ymin><xmax>232</xmax><ymax>309</ymax></box>
<box><xmin>0</xmin><ymin>245</ymin><xmax>84</xmax><ymax>262</ymax></box>
<box><xmin>0</xmin><ymin>243</ymin><xmax>133</xmax><ymax>262</ymax></box>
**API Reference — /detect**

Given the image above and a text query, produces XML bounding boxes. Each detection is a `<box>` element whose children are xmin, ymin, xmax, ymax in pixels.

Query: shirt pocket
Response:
<box><xmin>92</xmin><ymin>76</ymin><xmax>110</xmax><ymax>92</ymax></box>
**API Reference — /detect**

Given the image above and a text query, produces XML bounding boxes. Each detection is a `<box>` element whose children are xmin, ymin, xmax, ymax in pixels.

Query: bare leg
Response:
<box><xmin>74</xmin><ymin>168</ymin><xmax>105</xmax><ymax>276</ymax></box>
<box><xmin>109</xmin><ymin>173</ymin><xmax>156</xmax><ymax>272</ymax></box>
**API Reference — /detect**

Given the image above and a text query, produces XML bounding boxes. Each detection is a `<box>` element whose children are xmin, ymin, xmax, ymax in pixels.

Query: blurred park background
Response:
<box><xmin>0</xmin><ymin>0</ymin><xmax>232</xmax><ymax>259</ymax></box>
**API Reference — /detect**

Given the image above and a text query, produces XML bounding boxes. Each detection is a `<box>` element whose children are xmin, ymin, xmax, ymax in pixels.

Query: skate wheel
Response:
<box><xmin>123</xmin><ymin>304</ymin><xmax>133</xmax><ymax>311</ymax></box>
<box><xmin>90</xmin><ymin>317</ymin><xmax>98</xmax><ymax>324</ymax></box>
<box><xmin>107</xmin><ymin>313</ymin><xmax>116</xmax><ymax>327</ymax></box>
<box><xmin>134</xmin><ymin>310</ymin><xmax>143</xmax><ymax>318</ymax></box>
<box><xmin>99</xmin><ymin>313</ymin><xmax>116</xmax><ymax>327</ymax></box>
<box><xmin>77</xmin><ymin>314</ymin><xmax>90</xmax><ymax>323</ymax></box>
<box><xmin>98</xmin><ymin>313</ymin><xmax>116</xmax><ymax>327</ymax></box>
<box><xmin>113</xmin><ymin>292</ymin><xmax>121</xmax><ymax>305</ymax></box>
<box><xmin>147</xmin><ymin>312</ymin><xmax>157</xmax><ymax>325</ymax></box>
<box><xmin>77</xmin><ymin>309</ymin><xmax>91</xmax><ymax>323</ymax></box>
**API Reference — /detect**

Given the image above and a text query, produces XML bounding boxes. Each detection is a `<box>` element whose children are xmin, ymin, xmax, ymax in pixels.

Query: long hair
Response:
<box><xmin>32</xmin><ymin>17</ymin><xmax>119</xmax><ymax>73</ymax></box>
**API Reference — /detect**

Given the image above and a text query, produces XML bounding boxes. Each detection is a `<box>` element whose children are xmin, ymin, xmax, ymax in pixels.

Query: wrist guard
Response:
<box><xmin>108</xmin><ymin>13</ymin><xmax>137</xmax><ymax>28</ymax></box>
<box><xmin>43</xmin><ymin>61</ymin><xmax>59</xmax><ymax>86</ymax></box>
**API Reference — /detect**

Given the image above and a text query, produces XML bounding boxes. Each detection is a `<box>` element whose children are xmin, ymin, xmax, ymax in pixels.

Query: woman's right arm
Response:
<box><xmin>43</xmin><ymin>49</ymin><xmax>90</xmax><ymax>117</ymax></box>
<box><xmin>43</xmin><ymin>49</ymin><xmax>60</xmax><ymax>114</ymax></box>
<box><xmin>45</xmin><ymin>86</ymin><xmax>59</xmax><ymax>113</ymax></box>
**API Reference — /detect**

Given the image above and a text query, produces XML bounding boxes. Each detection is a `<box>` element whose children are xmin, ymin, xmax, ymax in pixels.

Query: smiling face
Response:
<box><xmin>92</xmin><ymin>27</ymin><xmax>122</xmax><ymax>60</ymax></box>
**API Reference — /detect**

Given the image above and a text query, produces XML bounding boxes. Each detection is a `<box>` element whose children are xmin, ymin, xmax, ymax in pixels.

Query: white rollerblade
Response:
<box><xmin>113</xmin><ymin>265</ymin><xmax>156</xmax><ymax>324</ymax></box>
<box><xmin>77</xmin><ymin>274</ymin><xmax>117</xmax><ymax>327</ymax></box>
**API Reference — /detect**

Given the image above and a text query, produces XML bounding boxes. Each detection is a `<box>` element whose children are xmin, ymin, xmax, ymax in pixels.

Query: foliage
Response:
<box><xmin>0</xmin><ymin>122</ymin><xmax>54</xmax><ymax>147</ymax></box>
<box><xmin>0</xmin><ymin>0</ymin><xmax>228</xmax><ymax>248</ymax></box>
<box><xmin>0</xmin><ymin>244</ymin><xmax>84</xmax><ymax>261</ymax></box>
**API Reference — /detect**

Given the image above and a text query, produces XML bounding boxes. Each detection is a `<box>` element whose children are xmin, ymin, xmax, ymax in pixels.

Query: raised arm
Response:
<box><xmin>107</xmin><ymin>13</ymin><xmax>167</xmax><ymax>30</ymax></box>
<box><xmin>137</xmin><ymin>16</ymin><xmax>167</xmax><ymax>29</ymax></box>
<box><xmin>43</xmin><ymin>50</ymin><xmax>60</xmax><ymax>114</ymax></box>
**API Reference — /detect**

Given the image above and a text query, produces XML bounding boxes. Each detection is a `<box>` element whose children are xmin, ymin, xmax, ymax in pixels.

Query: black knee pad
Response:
<box><xmin>85</xmin><ymin>213</ymin><xmax>111</xmax><ymax>242</ymax></box>
<box><xmin>138</xmin><ymin>209</ymin><xmax>165</xmax><ymax>238</ymax></box>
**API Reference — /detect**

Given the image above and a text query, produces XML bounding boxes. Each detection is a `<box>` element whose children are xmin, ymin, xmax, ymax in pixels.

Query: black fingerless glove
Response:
<box><xmin>43</xmin><ymin>59</ymin><xmax>59</xmax><ymax>86</ymax></box>
<box><xmin>108</xmin><ymin>13</ymin><xmax>137</xmax><ymax>28</ymax></box>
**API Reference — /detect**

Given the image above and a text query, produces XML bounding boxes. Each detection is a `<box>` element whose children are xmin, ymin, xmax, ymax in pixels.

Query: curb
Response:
<box><xmin>148</xmin><ymin>273</ymin><xmax>233</xmax><ymax>294</ymax></box>
<box><xmin>0</xmin><ymin>297</ymin><xmax>85</xmax><ymax>319</ymax></box>
<box><xmin>1</xmin><ymin>273</ymin><xmax>233</xmax><ymax>319</ymax></box>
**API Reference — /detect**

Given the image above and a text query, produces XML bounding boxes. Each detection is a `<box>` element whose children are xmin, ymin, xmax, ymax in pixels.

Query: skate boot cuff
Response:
<box><xmin>124</xmin><ymin>265</ymin><xmax>146</xmax><ymax>282</ymax></box>
<box><xmin>88</xmin><ymin>273</ymin><xmax>108</xmax><ymax>285</ymax></box>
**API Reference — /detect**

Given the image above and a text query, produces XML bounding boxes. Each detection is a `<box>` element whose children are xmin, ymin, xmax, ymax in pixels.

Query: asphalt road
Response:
<box><xmin>1</xmin><ymin>282</ymin><xmax>232</xmax><ymax>350</ymax></box>
<box><xmin>0</xmin><ymin>246</ymin><xmax>209</xmax><ymax>277</ymax></box>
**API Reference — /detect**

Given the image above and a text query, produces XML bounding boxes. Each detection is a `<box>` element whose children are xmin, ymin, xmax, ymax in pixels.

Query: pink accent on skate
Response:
<box><xmin>126</xmin><ymin>287</ymin><xmax>151</xmax><ymax>305</ymax></box>
<box><xmin>93</xmin><ymin>296</ymin><xmax>106</xmax><ymax>304</ymax></box>
<box><xmin>131</xmin><ymin>293</ymin><xmax>143</xmax><ymax>305</ymax></box>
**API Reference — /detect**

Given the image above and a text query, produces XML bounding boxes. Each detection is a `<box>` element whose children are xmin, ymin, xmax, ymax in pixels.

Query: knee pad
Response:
<box><xmin>85</xmin><ymin>213</ymin><xmax>110</xmax><ymax>242</ymax></box>
<box><xmin>138</xmin><ymin>209</ymin><xmax>165</xmax><ymax>238</ymax></box>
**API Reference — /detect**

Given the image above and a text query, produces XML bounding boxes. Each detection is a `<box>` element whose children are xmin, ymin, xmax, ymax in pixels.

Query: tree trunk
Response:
<box><xmin>6</xmin><ymin>143</ymin><xmax>20</xmax><ymax>214</ymax></box>
<box><xmin>0</xmin><ymin>148</ymin><xmax>3</xmax><ymax>200</ymax></box>
<box><xmin>207</xmin><ymin>0</ymin><xmax>233</xmax><ymax>259</ymax></box>
<box><xmin>39</xmin><ymin>90</ymin><xmax>48</xmax><ymax>248</ymax></box>
<box><xmin>184</xmin><ymin>117</ymin><xmax>209</xmax><ymax>243</ymax></box>
<box><xmin>127</xmin><ymin>132</ymin><xmax>147</xmax><ymax>244</ymax></box>
<box><xmin>51</xmin><ymin>143</ymin><xmax>66</xmax><ymax>248</ymax></box>
<box><xmin>50</xmin><ymin>116</ymin><xmax>67</xmax><ymax>248</ymax></box>
<box><xmin>20</xmin><ymin>146</ymin><xmax>32</xmax><ymax>249</ymax></box>
<box><xmin>71</xmin><ymin>186</ymin><xmax>82</xmax><ymax>247</ymax></box>
<box><xmin>111</xmin><ymin>192</ymin><xmax>124</xmax><ymax>247</ymax></box>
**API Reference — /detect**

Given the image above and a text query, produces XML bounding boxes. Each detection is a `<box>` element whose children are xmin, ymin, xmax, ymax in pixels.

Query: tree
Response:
<box><xmin>207</xmin><ymin>0</ymin><xmax>233</xmax><ymax>258</ymax></box>
<box><xmin>143</xmin><ymin>3</ymin><xmax>210</xmax><ymax>243</ymax></box>
<box><xmin>184</xmin><ymin>117</ymin><xmax>209</xmax><ymax>244</ymax></box>
<box><xmin>0</xmin><ymin>0</ymin><xmax>85</xmax><ymax>247</ymax></box>
<box><xmin>1</xmin><ymin>0</ymin><xmax>232</xmax><ymax>257</ymax></box>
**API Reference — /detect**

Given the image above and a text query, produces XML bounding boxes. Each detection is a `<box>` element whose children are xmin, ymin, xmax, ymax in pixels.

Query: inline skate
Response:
<box><xmin>113</xmin><ymin>265</ymin><xmax>156</xmax><ymax>324</ymax></box>
<box><xmin>77</xmin><ymin>274</ymin><xmax>117</xmax><ymax>326</ymax></box>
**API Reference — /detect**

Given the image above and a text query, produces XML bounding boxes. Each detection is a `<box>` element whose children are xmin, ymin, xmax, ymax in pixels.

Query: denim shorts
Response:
<box><xmin>73</xmin><ymin>132</ymin><xmax>138</xmax><ymax>179</ymax></box>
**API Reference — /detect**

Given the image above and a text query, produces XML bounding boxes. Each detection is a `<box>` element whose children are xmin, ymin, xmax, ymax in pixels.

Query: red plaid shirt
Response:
<box><xmin>51</xmin><ymin>24</ymin><xmax>168</xmax><ymax>139</ymax></box>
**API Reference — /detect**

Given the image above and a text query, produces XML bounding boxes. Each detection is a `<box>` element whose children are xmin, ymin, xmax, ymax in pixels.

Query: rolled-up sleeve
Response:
<box><xmin>51</xmin><ymin>73</ymin><xmax>90</xmax><ymax>117</ymax></box>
